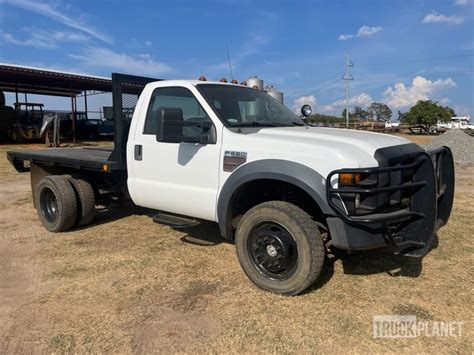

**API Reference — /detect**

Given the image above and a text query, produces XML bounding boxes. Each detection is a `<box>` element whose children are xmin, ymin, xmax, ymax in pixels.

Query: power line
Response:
<box><xmin>356</xmin><ymin>70</ymin><xmax>474</xmax><ymax>80</ymax></box>
<box><xmin>313</xmin><ymin>83</ymin><xmax>346</xmax><ymax>97</ymax></box>
<box><xmin>312</xmin><ymin>77</ymin><xmax>342</xmax><ymax>93</ymax></box>
<box><xmin>354</xmin><ymin>54</ymin><xmax>474</xmax><ymax>68</ymax></box>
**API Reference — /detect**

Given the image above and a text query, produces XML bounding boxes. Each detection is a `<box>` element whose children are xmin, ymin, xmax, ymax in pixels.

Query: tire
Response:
<box><xmin>65</xmin><ymin>175</ymin><xmax>95</xmax><ymax>227</ymax></box>
<box><xmin>235</xmin><ymin>201</ymin><xmax>325</xmax><ymax>296</ymax></box>
<box><xmin>35</xmin><ymin>175</ymin><xmax>78</xmax><ymax>232</ymax></box>
<box><xmin>10</xmin><ymin>129</ymin><xmax>25</xmax><ymax>143</ymax></box>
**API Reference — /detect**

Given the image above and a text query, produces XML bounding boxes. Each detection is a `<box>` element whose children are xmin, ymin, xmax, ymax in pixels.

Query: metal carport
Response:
<box><xmin>0</xmin><ymin>63</ymin><xmax>113</xmax><ymax>142</ymax></box>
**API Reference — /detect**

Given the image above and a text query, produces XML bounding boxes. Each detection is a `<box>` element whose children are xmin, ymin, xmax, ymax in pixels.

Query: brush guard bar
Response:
<box><xmin>326</xmin><ymin>146</ymin><xmax>454</xmax><ymax>256</ymax></box>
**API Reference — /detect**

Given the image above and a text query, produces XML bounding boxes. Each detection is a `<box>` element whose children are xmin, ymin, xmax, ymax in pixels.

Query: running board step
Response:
<box><xmin>152</xmin><ymin>212</ymin><xmax>200</xmax><ymax>228</ymax></box>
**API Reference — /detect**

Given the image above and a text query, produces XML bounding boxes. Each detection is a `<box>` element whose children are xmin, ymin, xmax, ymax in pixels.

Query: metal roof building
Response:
<box><xmin>0</xmin><ymin>63</ymin><xmax>112</xmax><ymax>97</ymax></box>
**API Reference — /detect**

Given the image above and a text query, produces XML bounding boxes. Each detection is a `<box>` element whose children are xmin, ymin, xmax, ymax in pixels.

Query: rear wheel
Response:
<box><xmin>35</xmin><ymin>175</ymin><xmax>77</xmax><ymax>232</ymax></box>
<box><xmin>10</xmin><ymin>129</ymin><xmax>25</xmax><ymax>143</ymax></box>
<box><xmin>65</xmin><ymin>175</ymin><xmax>95</xmax><ymax>227</ymax></box>
<box><xmin>235</xmin><ymin>201</ymin><xmax>325</xmax><ymax>295</ymax></box>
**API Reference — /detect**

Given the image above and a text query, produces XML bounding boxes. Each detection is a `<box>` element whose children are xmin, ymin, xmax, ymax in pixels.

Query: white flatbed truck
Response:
<box><xmin>7</xmin><ymin>73</ymin><xmax>455</xmax><ymax>295</ymax></box>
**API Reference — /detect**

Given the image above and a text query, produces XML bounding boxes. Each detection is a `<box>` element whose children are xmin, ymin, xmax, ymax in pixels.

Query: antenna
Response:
<box><xmin>342</xmin><ymin>52</ymin><xmax>354</xmax><ymax>126</ymax></box>
<box><xmin>226</xmin><ymin>44</ymin><xmax>234</xmax><ymax>81</ymax></box>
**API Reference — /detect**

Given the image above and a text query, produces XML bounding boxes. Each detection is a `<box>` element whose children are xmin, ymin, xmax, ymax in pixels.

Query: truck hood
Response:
<box><xmin>253</xmin><ymin>126</ymin><xmax>409</xmax><ymax>152</ymax></box>
<box><xmin>225</xmin><ymin>126</ymin><xmax>414</xmax><ymax>177</ymax></box>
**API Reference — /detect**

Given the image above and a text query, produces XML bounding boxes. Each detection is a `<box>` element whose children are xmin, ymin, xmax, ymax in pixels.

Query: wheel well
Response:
<box><xmin>224</xmin><ymin>179</ymin><xmax>325</xmax><ymax>240</ymax></box>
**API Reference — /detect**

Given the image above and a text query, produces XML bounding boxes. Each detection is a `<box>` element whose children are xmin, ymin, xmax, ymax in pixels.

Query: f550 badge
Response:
<box><xmin>223</xmin><ymin>151</ymin><xmax>247</xmax><ymax>172</ymax></box>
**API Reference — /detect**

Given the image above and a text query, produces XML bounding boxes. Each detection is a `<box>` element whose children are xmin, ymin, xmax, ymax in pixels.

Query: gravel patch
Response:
<box><xmin>424</xmin><ymin>129</ymin><xmax>474</xmax><ymax>166</ymax></box>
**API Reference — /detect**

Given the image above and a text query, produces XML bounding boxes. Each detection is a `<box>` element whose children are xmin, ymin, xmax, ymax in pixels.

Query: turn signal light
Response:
<box><xmin>339</xmin><ymin>173</ymin><xmax>362</xmax><ymax>185</ymax></box>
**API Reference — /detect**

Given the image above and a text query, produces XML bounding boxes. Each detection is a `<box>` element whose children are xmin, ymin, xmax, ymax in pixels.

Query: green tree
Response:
<box><xmin>352</xmin><ymin>106</ymin><xmax>369</xmax><ymax>121</ymax></box>
<box><xmin>402</xmin><ymin>100</ymin><xmax>454</xmax><ymax>131</ymax></box>
<box><xmin>341</xmin><ymin>108</ymin><xmax>348</xmax><ymax>120</ymax></box>
<box><xmin>308</xmin><ymin>113</ymin><xmax>345</xmax><ymax>124</ymax></box>
<box><xmin>445</xmin><ymin>106</ymin><xmax>456</xmax><ymax>117</ymax></box>
<box><xmin>397</xmin><ymin>110</ymin><xmax>406</xmax><ymax>122</ymax></box>
<box><xmin>367</xmin><ymin>102</ymin><xmax>392</xmax><ymax>122</ymax></box>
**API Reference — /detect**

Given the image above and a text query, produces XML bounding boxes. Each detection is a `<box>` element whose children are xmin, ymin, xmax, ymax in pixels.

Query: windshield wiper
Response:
<box><xmin>291</xmin><ymin>121</ymin><xmax>305</xmax><ymax>126</ymax></box>
<box><xmin>230</xmin><ymin>121</ymin><xmax>287</xmax><ymax>128</ymax></box>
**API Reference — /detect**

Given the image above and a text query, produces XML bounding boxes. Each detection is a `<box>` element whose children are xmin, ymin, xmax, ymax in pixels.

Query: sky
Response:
<box><xmin>0</xmin><ymin>0</ymin><xmax>473</xmax><ymax>119</ymax></box>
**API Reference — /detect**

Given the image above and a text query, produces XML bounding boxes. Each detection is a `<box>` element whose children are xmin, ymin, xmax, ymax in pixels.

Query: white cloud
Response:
<box><xmin>356</xmin><ymin>26</ymin><xmax>383</xmax><ymax>37</ymax></box>
<box><xmin>339</xmin><ymin>25</ymin><xmax>383</xmax><ymax>41</ymax></box>
<box><xmin>69</xmin><ymin>47</ymin><xmax>172</xmax><ymax>77</ymax></box>
<box><xmin>454</xmin><ymin>0</ymin><xmax>468</xmax><ymax>5</ymax></box>
<box><xmin>1</xmin><ymin>0</ymin><xmax>113</xmax><ymax>43</ymax></box>
<box><xmin>1</xmin><ymin>27</ymin><xmax>88</xmax><ymax>48</ymax></box>
<box><xmin>294</xmin><ymin>95</ymin><xmax>316</xmax><ymax>112</ymax></box>
<box><xmin>338</xmin><ymin>34</ymin><xmax>354</xmax><ymax>41</ymax></box>
<box><xmin>320</xmin><ymin>93</ymin><xmax>373</xmax><ymax>113</ymax></box>
<box><xmin>422</xmin><ymin>10</ymin><xmax>464</xmax><ymax>25</ymax></box>
<box><xmin>383</xmin><ymin>76</ymin><xmax>456</xmax><ymax>109</ymax></box>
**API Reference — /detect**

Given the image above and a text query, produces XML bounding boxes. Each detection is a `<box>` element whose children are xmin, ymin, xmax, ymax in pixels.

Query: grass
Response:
<box><xmin>0</xmin><ymin>134</ymin><xmax>472</xmax><ymax>353</ymax></box>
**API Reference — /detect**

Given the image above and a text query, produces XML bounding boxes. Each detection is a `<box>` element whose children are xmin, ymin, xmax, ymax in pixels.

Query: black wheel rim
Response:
<box><xmin>40</xmin><ymin>187</ymin><xmax>59</xmax><ymax>223</ymax></box>
<box><xmin>247</xmin><ymin>222</ymin><xmax>298</xmax><ymax>281</ymax></box>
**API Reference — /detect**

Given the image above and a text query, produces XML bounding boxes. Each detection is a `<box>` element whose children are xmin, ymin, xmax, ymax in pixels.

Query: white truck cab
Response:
<box><xmin>128</xmin><ymin>80</ymin><xmax>409</xmax><ymax>220</ymax></box>
<box><xmin>8</xmin><ymin>77</ymin><xmax>455</xmax><ymax>295</ymax></box>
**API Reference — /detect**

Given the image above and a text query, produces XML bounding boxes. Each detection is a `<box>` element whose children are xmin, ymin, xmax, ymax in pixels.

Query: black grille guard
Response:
<box><xmin>326</xmin><ymin>146</ymin><xmax>454</xmax><ymax>227</ymax></box>
<box><xmin>326</xmin><ymin>146</ymin><xmax>454</xmax><ymax>256</ymax></box>
<box><xmin>327</xmin><ymin>158</ymin><xmax>426</xmax><ymax>224</ymax></box>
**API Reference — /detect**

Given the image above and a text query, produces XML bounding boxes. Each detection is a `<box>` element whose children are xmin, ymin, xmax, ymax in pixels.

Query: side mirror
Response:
<box><xmin>156</xmin><ymin>107</ymin><xmax>185</xmax><ymax>143</ymax></box>
<box><xmin>301</xmin><ymin>104</ymin><xmax>312</xmax><ymax>118</ymax></box>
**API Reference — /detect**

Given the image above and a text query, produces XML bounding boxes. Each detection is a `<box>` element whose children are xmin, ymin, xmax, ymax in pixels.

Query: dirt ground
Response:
<box><xmin>0</xmin><ymin>136</ymin><xmax>472</xmax><ymax>353</ymax></box>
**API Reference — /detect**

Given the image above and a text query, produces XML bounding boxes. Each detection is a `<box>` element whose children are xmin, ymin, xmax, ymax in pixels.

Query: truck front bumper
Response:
<box><xmin>325</xmin><ymin>145</ymin><xmax>455</xmax><ymax>257</ymax></box>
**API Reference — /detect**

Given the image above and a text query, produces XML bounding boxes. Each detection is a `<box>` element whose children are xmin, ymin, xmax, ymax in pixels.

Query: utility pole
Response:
<box><xmin>342</xmin><ymin>53</ymin><xmax>353</xmax><ymax>126</ymax></box>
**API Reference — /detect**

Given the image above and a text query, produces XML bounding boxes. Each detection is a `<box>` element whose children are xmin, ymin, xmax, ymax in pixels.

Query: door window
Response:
<box><xmin>143</xmin><ymin>87</ymin><xmax>212</xmax><ymax>139</ymax></box>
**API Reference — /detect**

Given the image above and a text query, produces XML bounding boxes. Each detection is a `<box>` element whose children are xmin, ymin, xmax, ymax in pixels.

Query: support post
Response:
<box><xmin>71</xmin><ymin>91</ymin><xmax>76</xmax><ymax>144</ymax></box>
<box><xmin>84</xmin><ymin>91</ymin><xmax>88</xmax><ymax>119</ymax></box>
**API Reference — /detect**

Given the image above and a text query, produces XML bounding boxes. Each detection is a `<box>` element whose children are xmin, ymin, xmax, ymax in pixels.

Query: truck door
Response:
<box><xmin>129</xmin><ymin>86</ymin><xmax>221</xmax><ymax>221</ymax></box>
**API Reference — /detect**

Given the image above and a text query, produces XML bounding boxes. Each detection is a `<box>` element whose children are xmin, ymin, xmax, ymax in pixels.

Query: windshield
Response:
<box><xmin>197</xmin><ymin>84</ymin><xmax>304</xmax><ymax>127</ymax></box>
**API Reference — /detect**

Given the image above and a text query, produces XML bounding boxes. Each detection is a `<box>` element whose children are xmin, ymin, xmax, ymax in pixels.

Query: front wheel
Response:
<box><xmin>235</xmin><ymin>201</ymin><xmax>325</xmax><ymax>295</ymax></box>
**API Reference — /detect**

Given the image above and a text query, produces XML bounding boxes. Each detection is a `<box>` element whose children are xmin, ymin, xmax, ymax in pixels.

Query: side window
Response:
<box><xmin>143</xmin><ymin>87</ymin><xmax>212</xmax><ymax>139</ymax></box>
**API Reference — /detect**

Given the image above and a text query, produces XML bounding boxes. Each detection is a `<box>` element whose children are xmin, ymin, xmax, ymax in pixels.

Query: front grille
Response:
<box><xmin>370</xmin><ymin>157</ymin><xmax>416</xmax><ymax>215</ymax></box>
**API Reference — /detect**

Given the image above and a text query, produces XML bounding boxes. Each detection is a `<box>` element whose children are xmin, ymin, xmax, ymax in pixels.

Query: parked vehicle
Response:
<box><xmin>58</xmin><ymin>112</ymin><xmax>113</xmax><ymax>140</ymax></box>
<box><xmin>0</xmin><ymin>91</ymin><xmax>15</xmax><ymax>142</ymax></box>
<box><xmin>58</xmin><ymin>112</ymin><xmax>114</xmax><ymax>140</ymax></box>
<box><xmin>98</xmin><ymin>119</ymin><xmax>114</xmax><ymax>139</ymax></box>
<box><xmin>7</xmin><ymin>73</ymin><xmax>455</xmax><ymax>295</ymax></box>
<box><xmin>435</xmin><ymin>116</ymin><xmax>474</xmax><ymax>132</ymax></box>
<box><xmin>9</xmin><ymin>103</ymin><xmax>44</xmax><ymax>142</ymax></box>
